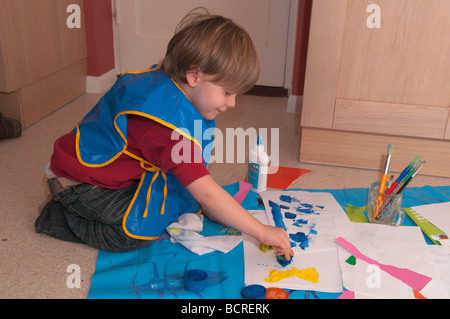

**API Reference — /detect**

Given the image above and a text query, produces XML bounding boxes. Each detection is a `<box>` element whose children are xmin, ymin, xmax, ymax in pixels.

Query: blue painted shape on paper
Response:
<box><xmin>295</xmin><ymin>207</ymin><xmax>319</xmax><ymax>215</ymax></box>
<box><xmin>273</xmin><ymin>195</ymin><xmax>322</xmax><ymax>251</ymax></box>
<box><xmin>284</xmin><ymin>212</ymin><xmax>296</xmax><ymax>219</ymax></box>
<box><xmin>289</xmin><ymin>232</ymin><xmax>310</xmax><ymax>250</ymax></box>
<box><xmin>293</xmin><ymin>219</ymin><xmax>308</xmax><ymax>226</ymax></box>
<box><xmin>280</xmin><ymin>194</ymin><xmax>321</xmax><ymax>215</ymax></box>
<box><xmin>268</xmin><ymin>200</ymin><xmax>287</xmax><ymax>230</ymax></box>
<box><xmin>279</xmin><ymin>195</ymin><xmax>294</xmax><ymax>203</ymax></box>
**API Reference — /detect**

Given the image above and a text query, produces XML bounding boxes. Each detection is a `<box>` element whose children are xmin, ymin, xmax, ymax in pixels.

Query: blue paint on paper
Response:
<box><xmin>272</xmin><ymin>195</ymin><xmax>321</xmax><ymax>252</ymax></box>
<box><xmin>268</xmin><ymin>200</ymin><xmax>287</xmax><ymax>230</ymax></box>
<box><xmin>284</xmin><ymin>212</ymin><xmax>296</xmax><ymax>219</ymax></box>
<box><xmin>289</xmin><ymin>232</ymin><xmax>310</xmax><ymax>250</ymax></box>
<box><xmin>279</xmin><ymin>194</ymin><xmax>322</xmax><ymax>215</ymax></box>
<box><xmin>279</xmin><ymin>195</ymin><xmax>302</xmax><ymax>205</ymax></box>
<box><xmin>279</xmin><ymin>195</ymin><xmax>293</xmax><ymax>203</ymax></box>
<box><xmin>293</xmin><ymin>219</ymin><xmax>308</xmax><ymax>226</ymax></box>
<box><xmin>295</xmin><ymin>207</ymin><xmax>319</xmax><ymax>215</ymax></box>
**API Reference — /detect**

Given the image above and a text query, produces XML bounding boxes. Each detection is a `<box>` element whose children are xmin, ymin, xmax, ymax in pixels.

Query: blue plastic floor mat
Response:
<box><xmin>88</xmin><ymin>184</ymin><xmax>450</xmax><ymax>299</ymax></box>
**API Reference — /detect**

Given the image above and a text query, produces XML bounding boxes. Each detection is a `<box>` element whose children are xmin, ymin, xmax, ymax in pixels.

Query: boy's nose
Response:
<box><xmin>227</xmin><ymin>94</ymin><xmax>236</xmax><ymax>108</ymax></box>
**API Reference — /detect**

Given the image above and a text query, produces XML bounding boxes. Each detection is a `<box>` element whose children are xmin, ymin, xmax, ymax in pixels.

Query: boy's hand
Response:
<box><xmin>187</xmin><ymin>175</ymin><xmax>293</xmax><ymax>261</ymax></box>
<box><xmin>257</xmin><ymin>225</ymin><xmax>294</xmax><ymax>261</ymax></box>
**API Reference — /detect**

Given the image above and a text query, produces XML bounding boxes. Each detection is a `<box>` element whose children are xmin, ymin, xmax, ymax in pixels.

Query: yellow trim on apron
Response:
<box><xmin>121</xmin><ymin>172</ymin><xmax>161</xmax><ymax>241</ymax></box>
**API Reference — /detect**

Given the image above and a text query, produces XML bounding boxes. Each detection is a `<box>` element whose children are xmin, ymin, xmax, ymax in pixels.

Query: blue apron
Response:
<box><xmin>74</xmin><ymin>66</ymin><xmax>215</xmax><ymax>240</ymax></box>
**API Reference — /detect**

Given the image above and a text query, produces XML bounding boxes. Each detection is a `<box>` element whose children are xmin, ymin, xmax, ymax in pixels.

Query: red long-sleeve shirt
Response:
<box><xmin>50</xmin><ymin>114</ymin><xmax>209</xmax><ymax>189</ymax></box>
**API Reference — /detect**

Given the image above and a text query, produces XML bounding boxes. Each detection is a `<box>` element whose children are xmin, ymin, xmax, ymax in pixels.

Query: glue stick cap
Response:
<box><xmin>241</xmin><ymin>284</ymin><xmax>267</xmax><ymax>299</ymax></box>
<box><xmin>257</xmin><ymin>135</ymin><xmax>263</xmax><ymax>145</ymax></box>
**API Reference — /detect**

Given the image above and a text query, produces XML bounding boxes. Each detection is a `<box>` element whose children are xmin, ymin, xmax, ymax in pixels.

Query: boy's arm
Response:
<box><xmin>187</xmin><ymin>175</ymin><xmax>294</xmax><ymax>260</ymax></box>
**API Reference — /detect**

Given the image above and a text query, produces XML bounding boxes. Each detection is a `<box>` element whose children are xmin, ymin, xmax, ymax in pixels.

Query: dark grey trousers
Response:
<box><xmin>35</xmin><ymin>179</ymin><xmax>153</xmax><ymax>252</ymax></box>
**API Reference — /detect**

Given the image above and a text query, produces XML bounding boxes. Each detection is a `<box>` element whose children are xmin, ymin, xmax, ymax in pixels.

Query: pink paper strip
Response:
<box><xmin>233</xmin><ymin>181</ymin><xmax>252</xmax><ymax>204</ymax></box>
<box><xmin>338</xmin><ymin>290</ymin><xmax>355</xmax><ymax>299</ymax></box>
<box><xmin>335</xmin><ymin>237</ymin><xmax>432</xmax><ymax>291</ymax></box>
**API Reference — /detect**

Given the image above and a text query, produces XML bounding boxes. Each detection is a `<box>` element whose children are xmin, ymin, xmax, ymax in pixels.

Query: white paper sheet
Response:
<box><xmin>243</xmin><ymin>190</ymin><xmax>349</xmax><ymax>293</ymax></box>
<box><xmin>243</xmin><ymin>210</ymin><xmax>343</xmax><ymax>292</ymax></box>
<box><xmin>428</xmin><ymin>245</ymin><xmax>450</xmax><ymax>297</ymax></box>
<box><xmin>260</xmin><ymin>190</ymin><xmax>349</xmax><ymax>253</ymax></box>
<box><xmin>334</xmin><ymin>218</ymin><xmax>449</xmax><ymax>299</ymax></box>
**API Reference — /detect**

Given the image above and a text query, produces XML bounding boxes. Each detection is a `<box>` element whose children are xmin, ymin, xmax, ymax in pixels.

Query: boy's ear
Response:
<box><xmin>185</xmin><ymin>66</ymin><xmax>201</xmax><ymax>87</ymax></box>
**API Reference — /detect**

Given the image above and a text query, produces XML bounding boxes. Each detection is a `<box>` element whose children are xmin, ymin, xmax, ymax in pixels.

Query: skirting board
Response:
<box><xmin>287</xmin><ymin>95</ymin><xmax>302</xmax><ymax>113</ymax></box>
<box><xmin>86</xmin><ymin>69</ymin><xmax>118</xmax><ymax>94</ymax></box>
<box><xmin>300</xmin><ymin>127</ymin><xmax>450</xmax><ymax>178</ymax></box>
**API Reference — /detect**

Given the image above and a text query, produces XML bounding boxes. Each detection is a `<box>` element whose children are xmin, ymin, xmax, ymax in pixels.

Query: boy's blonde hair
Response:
<box><xmin>160</xmin><ymin>8</ymin><xmax>260</xmax><ymax>94</ymax></box>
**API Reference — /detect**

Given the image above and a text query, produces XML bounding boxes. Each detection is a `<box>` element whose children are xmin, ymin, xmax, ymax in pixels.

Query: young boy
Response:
<box><xmin>35</xmin><ymin>9</ymin><xmax>294</xmax><ymax>261</ymax></box>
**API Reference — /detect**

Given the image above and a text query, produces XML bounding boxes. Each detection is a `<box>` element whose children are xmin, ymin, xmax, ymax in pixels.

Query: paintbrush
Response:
<box><xmin>374</xmin><ymin>144</ymin><xmax>394</xmax><ymax>218</ymax></box>
<box><xmin>387</xmin><ymin>175</ymin><xmax>394</xmax><ymax>189</ymax></box>
<box><xmin>391</xmin><ymin>160</ymin><xmax>419</xmax><ymax>196</ymax></box>
<box><xmin>394</xmin><ymin>161</ymin><xmax>426</xmax><ymax>195</ymax></box>
<box><xmin>386</xmin><ymin>156</ymin><xmax>420</xmax><ymax>195</ymax></box>
<box><xmin>379</xmin><ymin>161</ymin><xmax>426</xmax><ymax>215</ymax></box>
<box><xmin>378</xmin><ymin>144</ymin><xmax>394</xmax><ymax>194</ymax></box>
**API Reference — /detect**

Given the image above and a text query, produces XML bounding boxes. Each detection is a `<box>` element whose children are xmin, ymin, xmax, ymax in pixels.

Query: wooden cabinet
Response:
<box><xmin>300</xmin><ymin>0</ymin><xmax>450</xmax><ymax>177</ymax></box>
<box><xmin>0</xmin><ymin>0</ymin><xmax>87</xmax><ymax>128</ymax></box>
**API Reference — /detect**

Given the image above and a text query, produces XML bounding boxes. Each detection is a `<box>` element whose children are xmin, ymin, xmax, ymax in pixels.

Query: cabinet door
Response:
<box><xmin>0</xmin><ymin>0</ymin><xmax>86</xmax><ymax>92</ymax></box>
<box><xmin>302</xmin><ymin>0</ymin><xmax>450</xmax><ymax>139</ymax></box>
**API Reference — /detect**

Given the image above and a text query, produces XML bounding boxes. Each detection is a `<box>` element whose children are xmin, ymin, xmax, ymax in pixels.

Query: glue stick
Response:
<box><xmin>248</xmin><ymin>135</ymin><xmax>269</xmax><ymax>193</ymax></box>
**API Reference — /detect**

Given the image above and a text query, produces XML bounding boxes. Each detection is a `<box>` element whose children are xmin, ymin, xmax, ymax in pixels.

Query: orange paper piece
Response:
<box><xmin>413</xmin><ymin>289</ymin><xmax>427</xmax><ymax>299</ymax></box>
<box><xmin>245</xmin><ymin>166</ymin><xmax>311</xmax><ymax>190</ymax></box>
<box><xmin>267</xmin><ymin>166</ymin><xmax>311</xmax><ymax>189</ymax></box>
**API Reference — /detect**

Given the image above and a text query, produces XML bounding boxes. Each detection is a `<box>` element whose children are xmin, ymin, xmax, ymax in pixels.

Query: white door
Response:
<box><xmin>113</xmin><ymin>0</ymin><xmax>292</xmax><ymax>87</ymax></box>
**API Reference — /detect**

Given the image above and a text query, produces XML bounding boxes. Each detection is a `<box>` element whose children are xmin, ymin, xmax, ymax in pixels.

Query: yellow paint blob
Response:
<box><xmin>259</xmin><ymin>244</ymin><xmax>274</xmax><ymax>252</ymax></box>
<box><xmin>264</xmin><ymin>267</ymin><xmax>319</xmax><ymax>284</ymax></box>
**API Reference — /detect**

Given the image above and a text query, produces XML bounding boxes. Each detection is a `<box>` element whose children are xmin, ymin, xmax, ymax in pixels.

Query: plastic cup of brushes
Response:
<box><xmin>367</xmin><ymin>182</ymin><xmax>404</xmax><ymax>226</ymax></box>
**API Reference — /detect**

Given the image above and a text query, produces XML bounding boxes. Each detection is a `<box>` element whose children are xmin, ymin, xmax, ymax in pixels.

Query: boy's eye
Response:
<box><xmin>225</xmin><ymin>91</ymin><xmax>232</xmax><ymax>96</ymax></box>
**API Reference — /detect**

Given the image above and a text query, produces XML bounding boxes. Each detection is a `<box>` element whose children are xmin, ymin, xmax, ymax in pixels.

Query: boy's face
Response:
<box><xmin>183</xmin><ymin>70</ymin><xmax>237</xmax><ymax>120</ymax></box>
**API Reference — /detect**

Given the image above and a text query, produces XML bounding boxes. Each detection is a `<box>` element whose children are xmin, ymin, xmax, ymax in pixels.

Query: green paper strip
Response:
<box><xmin>403</xmin><ymin>208</ymin><xmax>446</xmax><ymax>245</ymax></box>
